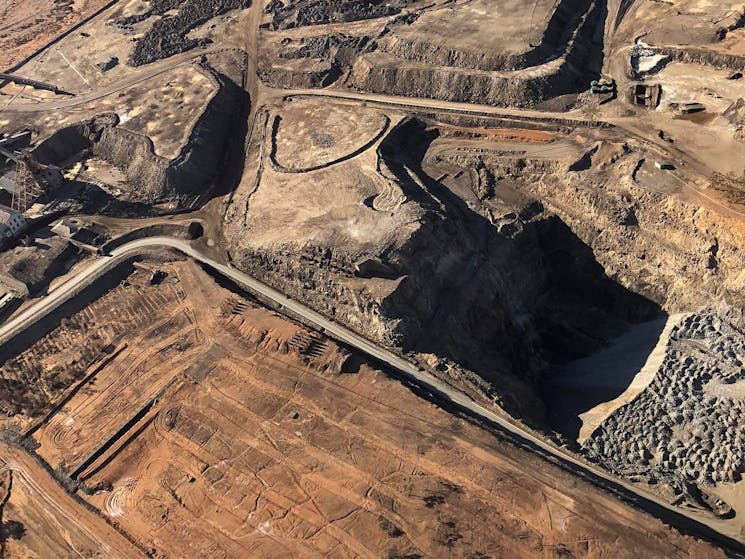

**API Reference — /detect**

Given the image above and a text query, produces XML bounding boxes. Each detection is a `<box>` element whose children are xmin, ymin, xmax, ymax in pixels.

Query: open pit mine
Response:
<box><xmin>0</xmin><ymin>0</ymin><xmax>745</xmax><ymax>557</ymax></box>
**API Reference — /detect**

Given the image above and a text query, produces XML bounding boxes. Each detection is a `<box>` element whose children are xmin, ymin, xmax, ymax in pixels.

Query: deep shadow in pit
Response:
<box><xmin>542</xmin><ymin>315</ymin><xmax>669</xmax><ymax>440</ymax></box>
<box><xmin>530</xmin><ymin>0</ymin><xmax>609</xmax><ymax>100</ymax></box>
<box><xmin>522</xmin><ymin>0</ymin><xmax>593</xmax><ymax>65</ymax></box>
<box><xmin>377</xmin><ymin>118</ymin><xmax>662</xmax><ymax>424</ymax></box>
<box><xmin>584</xmin><ymin>0</ymin><xmax>609</xmax><ymax>82</ymax></box>
<box><xmin>209</xmin><ymin>85</ymin><xmax>251</xmax><ymax>200</ymax></box>
<box><xmin>55</xmin><ymin>180</ymin><xmax>157</xmax><ymax>217</ymax></box>
<box><xmin>29</xmin><ymin>67</ymin><xmax>251</xmax><ymax>215</ymax></box>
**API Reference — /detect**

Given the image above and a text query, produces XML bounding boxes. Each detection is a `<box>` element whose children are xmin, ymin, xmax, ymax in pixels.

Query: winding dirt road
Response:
<box><xmin>0</xmin><ymin>444</ymin><xmax>146</xmax><ymax>558</ymax></box>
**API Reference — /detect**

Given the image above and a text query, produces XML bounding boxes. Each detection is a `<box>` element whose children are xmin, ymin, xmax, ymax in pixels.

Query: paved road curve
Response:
<box><xmin>0</xmin><ymin>236</ymin><xmax>743</xmax><ymax>556</ymax></box>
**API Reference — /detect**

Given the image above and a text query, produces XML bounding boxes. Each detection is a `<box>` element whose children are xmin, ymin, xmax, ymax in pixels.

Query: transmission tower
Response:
<box><xmin>1</xmin><ymin>149</ymin><xmax>45</xmax><ymax>214</ymax></box>
<box><xmin>11</xmin><ymin>157</ymin><xmax>41</xmax><ymax>212</ymax></box>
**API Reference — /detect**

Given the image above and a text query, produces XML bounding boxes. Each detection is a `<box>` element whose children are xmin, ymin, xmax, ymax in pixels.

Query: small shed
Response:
<box><xmin>679</xmin><ymin>102</ymin><xmax>706</xmax><ymax>114</ymax></box>
<box><xmin>51</xmin><ymin>218</ymin><xmax>80</xmax><ymax>238</ymax></box>
<box><xmin>655</xmin><ymin>161</ymin><xmax>675</xmax><ymax>170</ymax></box>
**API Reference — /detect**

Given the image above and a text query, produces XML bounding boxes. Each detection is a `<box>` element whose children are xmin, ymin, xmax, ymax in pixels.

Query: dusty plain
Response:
<box><xmin>0</xmin><ymin>0</ymin><xmax>745</xmax><ymax>556</ymax></box>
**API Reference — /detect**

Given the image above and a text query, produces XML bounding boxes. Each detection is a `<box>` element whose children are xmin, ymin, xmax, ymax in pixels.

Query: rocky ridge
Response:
<box><xmin>32</xmin><ymin>63</ymin><xmax>246</xmax><ymax>205</ymax></box>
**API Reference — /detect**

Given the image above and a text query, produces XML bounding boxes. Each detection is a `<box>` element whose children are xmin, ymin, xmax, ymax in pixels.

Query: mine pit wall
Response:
<box><xmin>231</xmin><ymin>171</ymin><xmax>658</xmax><ymax>426</ymax></box>
<box><xmin>410</xmin><ymin>110</ymin><xmax>611</xmax><ymax>130</ymax></box>
<box><xmin>649</xmin><ymin>47</ymin><xmax>745</xmax><ymax>72</ymax></box>
<box><xmin>229</xmin><ymin>118</ymin><xmax>667</xmax><ymax>423</ymax></box>
<box><xmin>34</xmin><ymin>120</ymin><xmax>173</xmax><ymax>203</ymax></box>
<box><xmin>32</xmin><ymin>123</ymin><xmax>95</xmax><ymax>166</ymax></box>
<box><xmin>164</xmin><ymin>66</ymin><xmax>246</xmax><ymax>200</ymax></box>
<box><xmin>348</xmin><ymin>59</ymin><xmax>550</xmax><ymax>107</ymax></box>
<box><xmin>349</xmin><ymin>0</ymin><xmax>604</xmax><ymax>106</ymax></box>
<box><xmin>378</xmin><ymin>0</ymin><xmax>593</xmax><ymax>72</ymax></box>
<box><xmin>94</xmin><ymin>128</ymin><xmax>169</xmax><ymax>200</ymax></box>
<box><xmin>233</xmin><ymin>246</ymin><xmax>396</xmax><ymax>340</ymax></box>
<box><xmin>259</xmin><ymin>62</ymin><xmax>339</xmax><ymax>89</ymax></box>
<box><xmin>231</xmin><ymin>206</ymin><xmax>659</xmax><ymax>422</ymax></box>
<box><xmin>514</xmin><ymin>0</ymin><xmax>598</xmax><ymax>69</ymax></box>
<box><xmin>379</xmin><ymin>214</ymin><xmax>661</xmax><ymax>411</ymax></box>
<box><xmin>32</xmin><ymin>66</ymin><xmax>244</xmax><ymax>205</ymax></box>
<box><xmin>375</xmin><ymin>36</ymin><xmax>517</xmax><ymax>72</ymax></box>
<box><xmin>97</xmin><ymin>66</ymin><xmax>244</xmax><ymax>202</ymax></box>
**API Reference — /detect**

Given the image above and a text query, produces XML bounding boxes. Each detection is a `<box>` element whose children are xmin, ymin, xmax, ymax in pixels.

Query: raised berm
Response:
<box><xmin>269</xmin><ymin>97</ymin><xmax>390</xmax><ymax>172</ymax></box>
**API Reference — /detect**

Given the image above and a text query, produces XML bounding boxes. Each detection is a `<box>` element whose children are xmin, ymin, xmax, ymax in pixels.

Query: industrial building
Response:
<box><xmin>630</xmin><ymin>83</ymin><xmax>662</xmax><ymax>108</ymax></box>
<box><xmin>0</xmin><ymin>203</ymin><xmax>26</xmax><ymax>238</ymax></box>
<box><xmin>0</xmin><ymin>272</ymin><xmax>28</xmax><ymax>316</ymax></box>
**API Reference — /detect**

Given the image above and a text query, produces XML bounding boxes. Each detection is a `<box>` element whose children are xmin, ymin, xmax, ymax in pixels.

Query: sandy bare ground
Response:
<box><xmin>578</xmin><ymin>314</ymin><xmax>688</xmax><ymax>442</ymax></box>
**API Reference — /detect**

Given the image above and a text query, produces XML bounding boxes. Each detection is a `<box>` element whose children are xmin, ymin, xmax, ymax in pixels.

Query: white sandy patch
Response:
<box><xmin>578</xmin><ymin>313</ymin><xmax>689</xmax><ymax>443</ymax></box>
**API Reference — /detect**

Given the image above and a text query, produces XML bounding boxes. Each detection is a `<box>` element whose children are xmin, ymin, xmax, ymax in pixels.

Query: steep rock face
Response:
<box><xmin>259</xmin><ymin>59</ymin><xmax>340</xmax><ymax>89</ymax></box>
<box><xmin>377</xmin><ymin>35</ymin><xmax>518</xmax><ymax>71</ymax></box>
<box><xmin>164</xmin><ymin>66</ymin><xmax>246</xmax><ymax>199</ymax></box>
<box><xmin>529</xmin><ymin>166</ymin><xmax>745</xmax><ymax>313</ymax></box>
<box><xmin>230</xmin><ymin>208</ymin><xmax>560</xmax><ymax>418</ymax></box>
<box><xmin>377</xmin><ymin>0</ymin><xmax>593</xmax><ymax>72</ymax></box>
<box><xmin>383</xmin><ymin>214</ymin><xmax>660</xmax><ymax>374</ymax></box>
<box><xmin>349</xmin><ymin>56</ymin><xmax>558</xmax><ymax>107</ymax></box>
<box><xmin>230</xmin><ymin>210</ymin><xmax>656</xmax><ymax>420</ymax></box>
<box><xmin>260</xmin><ymin>0</ymin><xmax>605</xmax><ymax>105</ymax></box>
<box><xmin>32</xmin><ymin>121</ymin><xmax>99</xmax><ymax>165</ymax></box>
<box><xmin>348</xmin><ymin>0</ymin><xmax>605</xmax><ymax>106</ymax></box>
<box><xmin>375</xmin><ymin>122</ymin><xmax>661</xmax><ymax>409</ymax></box>
<box><xmin>229</xmin><ymin>120</ymin><xmax>665</xmax><ymax>420</ymax></box>
<box><xmin>650</xmin><ymin>46</ymin><xmax>745</xmax><ymax>71</ymax></box>
<box><xmin>94</xmin><ymin>127</ymin><xmax>169</xmax><ymax>198</ymax></box>
<box><xmin>32</xmin><ymin>65</ymin><xmax>246</xmax><ymax>204</ymax></box>
<box><xmin>229</xmin><ymin>111</ymin><xmax>745</xmax><ymax>425</ymax></box>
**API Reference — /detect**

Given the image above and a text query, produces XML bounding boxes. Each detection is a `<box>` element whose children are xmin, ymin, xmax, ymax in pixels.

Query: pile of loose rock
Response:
<box><xmin>584</xmin><ymin>312</ymin><xmax>745</xmax><ymax>489</ymax></box>
<box><xmin>267</xmin><ymin>0</ymin><xmax>412</xmax><ymax>30</ymax></box>
<box><xmin>129</xmin><ymin>0</ymin><xmax>251</xmax><ymax>66</ymax></box>
<box><xmin>279</xmin><ymin>33</ymin><xmax>373</xmax><ymax>66</ymax></box>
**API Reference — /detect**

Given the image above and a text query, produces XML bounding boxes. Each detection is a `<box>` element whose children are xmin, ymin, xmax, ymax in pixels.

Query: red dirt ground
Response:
<box><xmin>0</xmin><ymin>0</ymin><xmax>109</xmax><ymax>70</ymax></box>
<box><xmin>0</xmin><ymin>260</ymin><xmax>724</xmax><ymax>559</ymax></box>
